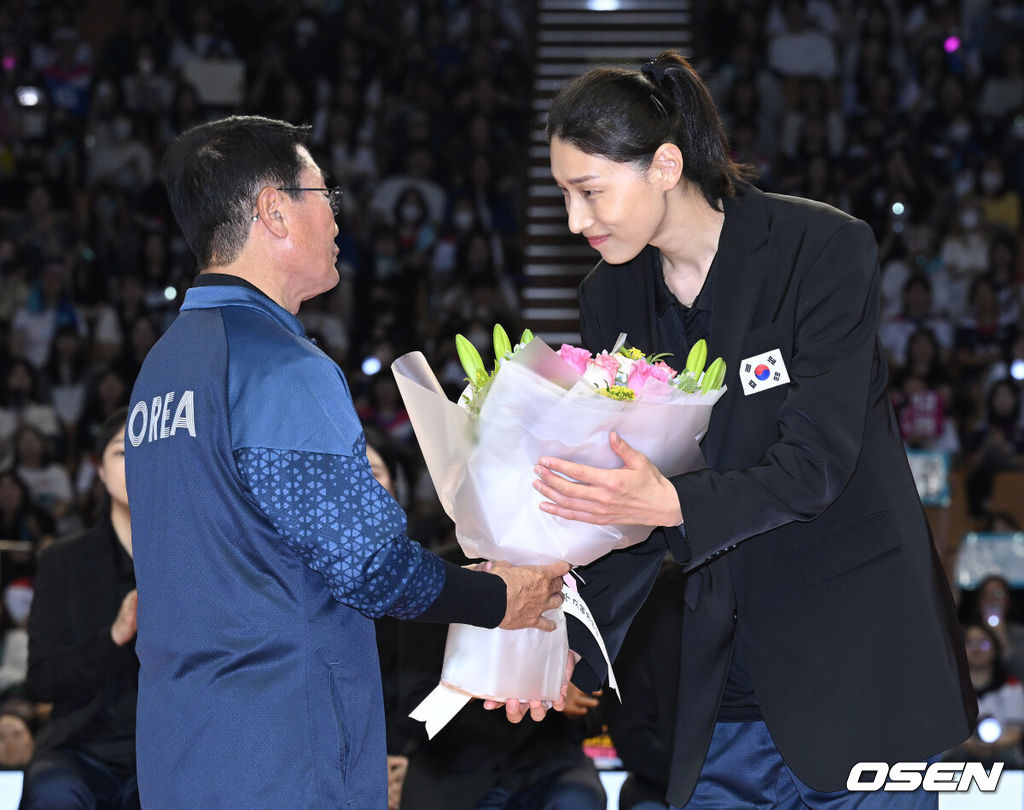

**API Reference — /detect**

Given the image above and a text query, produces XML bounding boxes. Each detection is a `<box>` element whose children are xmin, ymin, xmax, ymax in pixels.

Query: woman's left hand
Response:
<box><xmin>533</xmin><ymin>431</ymin><xmax>683</xmax><ymax>528</ymax></box>
<box><xmin>562</xmin><ymin>684</ymin><xmax>602</xmax><ymax>718</ymax></box>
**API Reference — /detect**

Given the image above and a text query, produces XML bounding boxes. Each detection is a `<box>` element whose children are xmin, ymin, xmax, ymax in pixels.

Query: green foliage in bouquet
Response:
<box><xmin>603</xmin><ymin>385</ymin><xmax>637</xmax><ymax>401</ymax></box>
<box><xmin>668</xmin><ymin>339</ymin><xmax>726</xmax><ymax>393</ymax></box>
<box><xmin>455</xmin><ymin>324</ymin><xmax>534</xmax><ymax>415</ymax></box>
<box><xmin>454</xmin><ymin>327</ymin><xmax>726</xmax><ymax>415</ymax></box>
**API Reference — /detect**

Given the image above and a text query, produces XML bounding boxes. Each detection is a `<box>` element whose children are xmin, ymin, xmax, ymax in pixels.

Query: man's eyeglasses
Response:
<box><xmin>277</xmin><ymin>186</ymin><xmax>343</xmax><ymax>216</ymax></box>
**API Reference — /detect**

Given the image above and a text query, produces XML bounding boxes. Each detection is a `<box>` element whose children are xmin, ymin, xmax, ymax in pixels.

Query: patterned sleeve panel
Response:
<box><xmin>234</xmin><ymin>438</ymin><xmax>445</xmax><ymax>620</ymax></box>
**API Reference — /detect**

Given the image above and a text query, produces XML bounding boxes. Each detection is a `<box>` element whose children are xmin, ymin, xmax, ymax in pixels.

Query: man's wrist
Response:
<box><xmin>414</xmin><ymin>560</ymin><xmax>506</xmax><ymax>627</ymax></box>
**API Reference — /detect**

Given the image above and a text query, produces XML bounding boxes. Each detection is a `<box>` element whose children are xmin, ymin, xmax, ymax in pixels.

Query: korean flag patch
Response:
<box><xmin>739</xmin><ymin>348</ymin><xmax>790</xmax><ymax>396</ymax></box>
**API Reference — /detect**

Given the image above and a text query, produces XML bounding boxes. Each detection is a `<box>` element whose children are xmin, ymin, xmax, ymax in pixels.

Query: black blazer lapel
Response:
<box><xmin>707</xmin><ymin>186</ymin><xmax>773</xmax><ymax>375</ymax></box>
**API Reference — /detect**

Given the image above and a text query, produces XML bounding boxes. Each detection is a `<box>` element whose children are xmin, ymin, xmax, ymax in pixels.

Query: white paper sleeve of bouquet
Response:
<box><xmin>410</xmin><ymin>582</ymin><xmax>621</xmax><ymax>739</ymax></box>
<box><xmin>392</xmin><ymin>339</ymin><xmax>726</xmax><ymax>729</ymax></box>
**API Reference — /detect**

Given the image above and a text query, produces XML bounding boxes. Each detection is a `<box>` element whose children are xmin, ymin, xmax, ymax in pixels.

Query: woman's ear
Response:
<box><xmin>649</xmin><ymin>143</ymin><xmax>684</xmax><ymax>189</ymax></box>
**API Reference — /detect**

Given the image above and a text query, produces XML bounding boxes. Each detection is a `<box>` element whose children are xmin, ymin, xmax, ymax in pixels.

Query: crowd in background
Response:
<box><xmin>0</xmin><ymin>0</ymin><xmax>1023</xmax><ymax>796</ymax></box>
<box><xmin>702</xmin><ymin>0</ymin><xmax>1024</xmax><ymax>531</ymax></box>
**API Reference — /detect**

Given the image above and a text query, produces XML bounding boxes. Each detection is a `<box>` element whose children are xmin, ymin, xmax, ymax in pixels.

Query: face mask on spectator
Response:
<box><xmin>3</xmin><ymin>583</ymin><xmax>32</xmax><ymax>625</ymax></box>
<box><xmin>454</xmin><ymin>210</ymin><xmax>475</xmax><ymax>231</ymax></box>
<box><xmin>374</xmin><ymin>256</ymin><xmax>397</xmax><ymax>279</ymax></box>
<box><xmin>948</xmin><ymin>120</ymin><xmax>971</xmax><ymax>143</ymax></box>
<box><xmin>953</xmin><ymin>171</ymin><xmax>975</xmax><ymax>197</ymax></box>
<box><xmin>958</xmin><ymin>209</ymin><xmax>981</xmax><ymax>230</ymax></box>
<box><xmin>981</xmin><ymin>171</ymin><xmax>1003</xmax><ymax>193</ymax></box>
<box><xmin>113</xmin><ymin>116</ymin><xmax>132</xmax><ymax>141</ymax></box>
<box><xmin>399</xmin><ymin>204</ymin><xmax>423</xmax><ymax>224</ymax></box>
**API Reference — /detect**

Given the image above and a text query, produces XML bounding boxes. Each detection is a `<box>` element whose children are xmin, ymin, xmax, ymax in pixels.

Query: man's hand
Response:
<box><xmin>483</xmin><ymin>650</ymin><xmax>580</xmax><ymax>723</ymax></box>
<box><xmin>533</xmin><ymin>431</ymin><xmax>682</xmax><ymax>528</ymax></box>
<box><xmin>491</xmin><ymin>560</ymin><xmax>571</xmax><ymax>631</ymax></box>
<box><xmin>110</xmin><ymin>589</ymin><xmax>138</xmax><ymax>646</ymax></box>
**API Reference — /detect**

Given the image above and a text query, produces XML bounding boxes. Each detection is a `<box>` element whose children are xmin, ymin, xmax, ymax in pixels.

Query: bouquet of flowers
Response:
<box><xmin>392</xmin><ymin>326</ymin><xmax>727</xmax><ymax>735</ymax></box>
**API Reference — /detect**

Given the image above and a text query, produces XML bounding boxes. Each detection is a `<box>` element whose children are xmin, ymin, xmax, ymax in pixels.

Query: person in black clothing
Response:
<box><xmin>523</xmin><ymin>49</ymin><xmax>973</xmax><ymax>809</ymax></box>
<box><xmin>964</xmin><ymin>378</ymin><xmax>1024</xmax><ymax>517</ymax></box>
<box><xmin>603</xmin><ymin>560</ymin><xmax>684</xmax><ymax>810</ymax></box>
<box><xmin>21</xmin><ymin>407</ymin><xmax>139</xmax><ymax>810</ymax></box>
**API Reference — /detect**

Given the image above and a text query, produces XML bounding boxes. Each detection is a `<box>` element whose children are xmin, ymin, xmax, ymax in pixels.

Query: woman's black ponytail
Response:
<box><xmin>546</xmin><ymin>50</ymin><xmax>755</xmax><ymax>210</ymax></box>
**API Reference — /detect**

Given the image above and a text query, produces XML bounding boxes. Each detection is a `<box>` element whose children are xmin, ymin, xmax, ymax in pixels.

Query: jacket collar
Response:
<box><xmin>707</xmin><ymin>183</ymin><xmax>774</xmax><ymax>363</ymax></box>
<box><xmin>179</xmin><ymin>279</ymin><xmax>307</xmax><ymax>339</ymax></box>
<box><xmin>637</xmin><ymin>182</ymin><xmax>772</xmax><ymax>356</ymax></box>
<box><xmin>720</xmin><ymin>182</ymin><xmax>771</xmax><ymax>254</ymax></box>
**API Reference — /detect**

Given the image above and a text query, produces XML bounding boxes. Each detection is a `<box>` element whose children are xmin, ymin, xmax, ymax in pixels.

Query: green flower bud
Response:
<box><xmin>493</xmin><ymin>323</ymin><xmax>512</xmax><ymax>368</ymax></box>
<box><xmin>456</xmin><ymin>334</ymin><xmax>490</xmax><ymax>389</ymax></box>
<box><xmin>684</xmin><ymin>339</ymin><xmax>707</xmax><ymax>376</ymax></box>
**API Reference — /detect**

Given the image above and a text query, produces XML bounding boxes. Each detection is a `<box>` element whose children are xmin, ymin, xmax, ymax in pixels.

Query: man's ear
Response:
<box><xmin>648</xmin><ymin>143</ymin><xmax>684</xmax><ymax>189</ymax></box>
<box><xmin>254</xmin><ymin>186</ymin><xmax>289</xmax><ymax>237</ymax></box>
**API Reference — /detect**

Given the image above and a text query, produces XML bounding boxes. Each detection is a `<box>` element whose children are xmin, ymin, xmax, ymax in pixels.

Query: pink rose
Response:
<box><xmin>650</xmin><ymin>360</ymin><xmax>678</xmax><ymax>382</ymax></box>
<box><xmin>583</xmin><ymin>353</ymin><xmax>620</xmax><ymax>388</ymax></box>
<box><xmin>626</xmin><ymin>357</ymin><xmax>675</xmax><ymax>393</ymax></box>
<box><xmin>557</xmin><ymin>344</ymin><xmax>592</xmax><ymax>375</ymax></box>
<box><xmin>625</xmin><ymin>358</ymin><xmax>657</xmax><ymax>394</ymax></box>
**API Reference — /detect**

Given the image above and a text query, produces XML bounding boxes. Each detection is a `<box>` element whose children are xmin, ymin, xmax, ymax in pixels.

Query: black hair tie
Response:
<box><xmin>641</xmin><ymin>59</ymin><xmax>666</xmax><ymax>88</ymax></box>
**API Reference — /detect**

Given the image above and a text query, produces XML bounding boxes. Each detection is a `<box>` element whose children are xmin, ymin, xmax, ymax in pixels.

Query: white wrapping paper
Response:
<box><xmin>392</xmin><ymin>338</ymin><xmax>725</xmax><ymax>731</ymax></box>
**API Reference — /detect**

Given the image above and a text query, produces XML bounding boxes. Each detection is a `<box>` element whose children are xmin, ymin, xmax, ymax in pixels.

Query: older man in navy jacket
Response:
<box><xmin>125</xmin><ymin>115</ymin><xmax>568</xmax><ymax>809</ymax></box>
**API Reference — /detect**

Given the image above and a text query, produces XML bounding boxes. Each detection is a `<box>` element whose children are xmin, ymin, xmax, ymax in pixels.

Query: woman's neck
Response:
<box><xmin>654</xmin><ymin>185</ymin><xmax>726</xmax><ymax>307</ymax></box>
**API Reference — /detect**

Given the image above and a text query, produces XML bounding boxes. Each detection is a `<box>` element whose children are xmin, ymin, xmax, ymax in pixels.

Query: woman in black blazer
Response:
<box><xmin>524</xmin><ymin>50</ymin><xmax>977</xmax><ymax>809</ymax></box>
